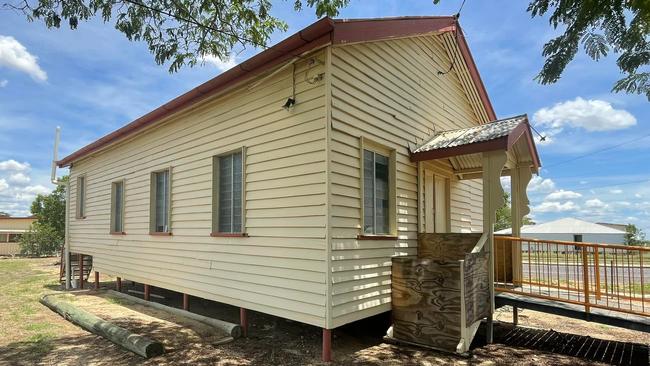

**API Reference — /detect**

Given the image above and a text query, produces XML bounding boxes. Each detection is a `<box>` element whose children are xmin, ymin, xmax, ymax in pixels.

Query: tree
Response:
<box><xmin>19</xmin><ymin>222</ymin><xmax>63</xmax><ymax>256</ymax></box>
<box><xmin>495</xmin><ymin>191</ymin><xmax>535</xmax><ymax>232</ymax></box>
<box><xmin>5</xmin><ymin>0</ymin><xmax>349</xmax><ymax>73</ymax></box>
<box><xmin>20</xmin><ymin>176</ymin><xmax>67</xmax><ymax>256</ymax></box>
<box><xmin>526</xmin><ymin>0</ymin><xmax>650</xmax><ymax>100</ymax></box>
<box><xmin>624</xmin><ymin>223</ymin><xmax>647</xmax><ymax>246</ymax></box>
<box><xmin>30</xmin><ymin>177</ymin><xmax>67</xmax><ymax>239</ymax></box>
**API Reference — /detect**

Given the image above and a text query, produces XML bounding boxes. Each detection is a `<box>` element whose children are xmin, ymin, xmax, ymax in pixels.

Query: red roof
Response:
<box><xmin>58</xmin><ymin>16</ymin><xmax>496</xmax><ymax>167</ymax></box>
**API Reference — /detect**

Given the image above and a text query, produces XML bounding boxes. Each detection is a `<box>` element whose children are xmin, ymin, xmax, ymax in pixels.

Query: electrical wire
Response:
<box><xmin>544</xmin><ymin>132</ymin><xmax>650</xmax><ymax>168</ymax></box>
<box><xmin>550</xmin><ymin>178</ymin><xmax>650</xmax><ymax>193</ymax></box>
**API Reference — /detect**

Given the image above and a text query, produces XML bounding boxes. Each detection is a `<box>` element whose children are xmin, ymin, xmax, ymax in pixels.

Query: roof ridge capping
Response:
<box><xmin>58</xmin><ymin>15</ymin><xmax>495</xmax><ymax>167</ymax></box>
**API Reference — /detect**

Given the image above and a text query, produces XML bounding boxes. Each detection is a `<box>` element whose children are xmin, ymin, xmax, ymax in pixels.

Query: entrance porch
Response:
<box><xmin>387</xmin><ymin>115</ymin><xmax>541</xmax><ymax>353</ymax></box>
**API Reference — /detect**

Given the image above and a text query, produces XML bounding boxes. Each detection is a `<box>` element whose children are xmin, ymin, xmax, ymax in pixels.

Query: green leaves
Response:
<box><xmin>7</xmin><ymin>0</ymin><xmax>346</xmax><ymax>73</ymax></box>
<box><xmin>528</xmin><ymin>0</ymin><xmax>650</xmax><ymax>100</ymax></box>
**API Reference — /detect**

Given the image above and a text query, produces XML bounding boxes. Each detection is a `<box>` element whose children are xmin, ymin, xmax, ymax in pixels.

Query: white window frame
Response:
<box><xmin>110</xmin><ymin>180</ymin><xmax>126</xmax><ymax>234</ymax></box>
<box><xmin>150</xmin><ymin>168</ymin><xmax>172</xmax><ymax>234</ymax></box>
<box><xmin>360</xmin><ymin>137</ymin><xmax>396</xmax><ymax>237</ymax></box>
<box><xmin>76</xmin><ymin>175</ymin><xmax>86</xmax><ymax>219</ymax></box>
<box><xmin>212</xmin><ymin>147</ymin><xmax>246</xmax><ymax>235</ymax></box>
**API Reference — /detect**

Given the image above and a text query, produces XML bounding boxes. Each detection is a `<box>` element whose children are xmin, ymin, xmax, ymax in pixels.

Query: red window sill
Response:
<box><xmin>110</xmin><ymin>232</ymin><xmax>127</xmax><ymax>235</ymax></box>
<box><xmin>210</xmin><ymin>232</ymin><xmax>249</xmax><ymax>237</ymax></box>
<box><xmin>357</xmin><ymin>234</ymin><xmax>398</xmax><ymax>240</ymax></box>
<box><xmin>149</xmin><ymin>232</ymin><xmax>172</xmax><ymax>236</ymax></box>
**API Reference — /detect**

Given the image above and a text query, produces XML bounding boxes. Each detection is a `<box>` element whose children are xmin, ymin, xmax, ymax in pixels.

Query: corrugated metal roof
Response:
<box><xmin>413</xmin><ymin>114</ymin><xmax>527</xmax><ymax>153</ymax></box>
<box><xmin>495</xmin><ymin>217</ymin><xmax>626</xmax><ymax>235</ymax></box>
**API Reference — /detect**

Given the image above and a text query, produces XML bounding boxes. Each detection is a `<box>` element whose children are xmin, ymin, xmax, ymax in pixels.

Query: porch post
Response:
<box><xmin>482</xmin><ymin>150</ymin><xmax>507</xmax><ymax>344</ymax></box>
<box><xmin>510</xmin><ymin>165</ymin><xmax>532</xmax><ymax>284</ymax></box>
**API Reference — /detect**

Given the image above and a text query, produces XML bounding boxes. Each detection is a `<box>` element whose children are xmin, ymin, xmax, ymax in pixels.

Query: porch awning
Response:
<box><xmin>410</xmin><ymin>114</ymin><xmax>541</xmax><ymax>179</ymax></box>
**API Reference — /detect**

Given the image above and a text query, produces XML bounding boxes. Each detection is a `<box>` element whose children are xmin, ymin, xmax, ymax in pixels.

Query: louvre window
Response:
<box><xmin>151</xmin><ymin>170</ymin><xmax>170</xmax><ymax>233</ymax></box>
<box><xmin>111</xmin><ymin>181</ymin><xmax>125</xmax><ymax>233</ymax></box>
<box><xmin>76</xmin><ymin>176</ymin><xmax>86</xmax><ymax>218</ymax></box>
<box><xmin>214</xmin><ymin>151</ymin><xmax>243</xmax><ymax>233</ymax></box>
<box><xmin>363</xmin><ymin>149</ymin><xmax>390</xmax><ymax>234</ymax></box>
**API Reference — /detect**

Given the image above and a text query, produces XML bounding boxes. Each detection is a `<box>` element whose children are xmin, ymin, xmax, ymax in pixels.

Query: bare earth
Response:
<box><xmin>0</xmin><ymin>257</ymin><xmax>647</xmax><ymax>366</ymax></box>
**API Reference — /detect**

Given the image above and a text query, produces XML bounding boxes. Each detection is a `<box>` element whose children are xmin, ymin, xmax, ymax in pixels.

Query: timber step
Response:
<box><xmin>59</xmin><ymin>247</ymin><xmax>92</xmax><ymax>283</ymax></box>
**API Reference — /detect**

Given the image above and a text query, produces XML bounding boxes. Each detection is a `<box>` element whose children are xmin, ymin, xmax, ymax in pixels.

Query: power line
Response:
<box><xmin>544</xmin><ymin>132</ymin><xmax>650</xmax><ymax>168</ymax></box>
<box><xmin>569</xmin><ymin>178</ymin><xmax>650</xmax><ymax>193</ymax></box>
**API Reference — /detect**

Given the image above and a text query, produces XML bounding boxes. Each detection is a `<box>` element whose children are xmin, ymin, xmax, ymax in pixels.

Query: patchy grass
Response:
<box><xmin>1</xmin><ymin>257</ymin><xmax>647</xmax><ymax>366</ymax></box>
<box><xmin>0</xmin><ymin>258</ymin><xmax>72</xmax><ymax>344</ymax></box>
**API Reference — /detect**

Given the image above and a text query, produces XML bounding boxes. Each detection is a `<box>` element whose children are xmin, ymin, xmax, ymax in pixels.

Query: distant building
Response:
<box><xmin>596</xmin><ymin>222</ymin><xmax>628</xmax><ymax>233</ymax></box>
<box><xmin>0</xmin><ymin>216</ymin><xmax>35</xmax><ymax>256</ymax></box>
<box><xmin>495</xmin><ymin>217</ymin><xmax>626</xmax><ymax>247</ymax></box>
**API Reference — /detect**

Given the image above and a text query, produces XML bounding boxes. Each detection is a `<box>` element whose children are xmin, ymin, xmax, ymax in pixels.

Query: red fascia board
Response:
<box><xmin>410</xmin><ymin>121</ymin><xmax>542</xmax><ymax>169</ymax></box>
<box><xmin>57</xmin><ymin>18</ymin><xmax>335</xmax><ymax>167</ymax></box>
<box><xmin>455</xmin><ymin>24</ymin><xmax>497</xmax><ymax>121</ymax></box>
<box><xmin>410</xmin><ymin>137</ymin><xmax>508</xmax><ymax>162</ymax></box>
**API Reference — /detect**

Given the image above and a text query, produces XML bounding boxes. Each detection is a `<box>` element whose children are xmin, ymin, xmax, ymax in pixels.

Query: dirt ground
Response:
<box><xmin>0</xmin><ymin>257</ymin><xmax>647</xmax><ymax>366</ymax></box>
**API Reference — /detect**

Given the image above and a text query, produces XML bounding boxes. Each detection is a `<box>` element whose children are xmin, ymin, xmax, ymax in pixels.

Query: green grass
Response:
<box><xmin>0</xmin><ymin>258</ymin><xmax>61</xmax><ymax>344</ymax></box>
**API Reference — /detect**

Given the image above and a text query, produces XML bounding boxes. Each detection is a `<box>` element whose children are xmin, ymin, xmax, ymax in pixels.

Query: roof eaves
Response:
<box><xmin>57</xmin><ymin>17</ymin><xmax>336</xmax><ymax>167</ymax></box>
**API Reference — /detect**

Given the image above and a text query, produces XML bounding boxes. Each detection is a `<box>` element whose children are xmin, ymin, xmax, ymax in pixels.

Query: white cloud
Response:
<box><xmin>0</xmin><ymin>179</ymin><xmax>8</xmax><ymax>191</ymax></box>
<box><xmin>0</xmin><ymin>35</ymin><xmax>47</xmax><ymax>81</ymax></box>
<box><xmin>585</xmin><ymin>198</ymin><xmax>607</xmax><ymax>209</ymax></box>
<box><xmin>532</xmin><ymin>98</ymin><xmax>636</xmax><ymax>145</ymax></box>
<box><xmin>545</xmin><ymin>190</ymin><xmax>582</xmax><ymax>201</ymax></box>
<box><xmin>0</xmin><ymin>79</ymin><xmax>7</xmax><ymax>87</ymax></box>
<box><xmin>14</xmin><ymin>185</ymin><xmax>51</xmax><ymax>202</ymax></box>
<box><xmin>0</xmin><ymin>160</ymin><xmax>30</xmax><ymax>171</ymax></box>
<box><xmin>201</xmin><ymin>55</ymin><xmax>237</xmax><ymax>72</ymax></box>
<box><xmin>528</xmin><ymin>176</ymin><xmax>556</xmax><ymax>193</ymax></box>
<box><xmin>533</xmin><ymin>201</ymin><xmax>579</xmax><ymax>213</ymax></box>
<box><xmin>8</xmin><ymin>172</ymin><xmax>30</xmax><ymax>184</ymax></box>
<box><xmin>610</xmin><ymin>189</ymin><xmax>623</xmax><ymax>194</ymax></box>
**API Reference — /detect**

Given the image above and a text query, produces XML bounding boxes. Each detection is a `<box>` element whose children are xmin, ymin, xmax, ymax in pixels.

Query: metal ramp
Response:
<box><xmin>496</xmin><ymin>292</ymin><xmax>649</xmax><ymax>333</ymax></box>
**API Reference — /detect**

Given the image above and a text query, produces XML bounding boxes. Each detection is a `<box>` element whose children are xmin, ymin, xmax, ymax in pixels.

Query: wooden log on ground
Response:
<box><xmin>108</xmin><ymin>290</ymin><xmax>242</xmax><ymax>338</ymax></box>
<box><xmin>40</xmin><ymin>294</ymin><xmax>164</xmax><ymax>358</ymax></box>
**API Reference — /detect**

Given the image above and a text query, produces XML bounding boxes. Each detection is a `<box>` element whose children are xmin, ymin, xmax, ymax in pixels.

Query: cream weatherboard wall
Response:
<box><xmin>68</xmin><ymin>50</ymin><xmax>331</xmax><ymax>327</ymax></box>
<box><xmin>67</xmin><ymin>34</ymin><xmax>488</xmax><ymax>331</ymax></box>
<box><xmin>327</xmin><ymin>34</ymin><xmax>484</xmax><ymax>328</ymax></box>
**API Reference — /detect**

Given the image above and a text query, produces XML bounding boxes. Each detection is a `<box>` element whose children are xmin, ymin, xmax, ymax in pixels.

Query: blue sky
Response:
<box><xmin>0</xmin><ymin>1</ymin><xmax>648</xmax><ymax>233</ymax></box>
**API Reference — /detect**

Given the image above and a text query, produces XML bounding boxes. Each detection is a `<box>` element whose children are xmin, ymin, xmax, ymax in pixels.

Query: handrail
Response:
<box><xmin>494</xmin><ymin>235</ymin><xmax>649</xmax><ymax>317</ymax></box>
<box><xmin>497</xmin><ymin>235</ymin><xmax>650</xmax><ymax>252</ymax></box>
<box><xmin>471</xmin><ymin>232</ymin><xmax>489</xmax><ymax>253</ymax></box>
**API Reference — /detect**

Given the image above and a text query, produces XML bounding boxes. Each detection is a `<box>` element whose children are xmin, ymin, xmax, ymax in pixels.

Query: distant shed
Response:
<box><xmin>0</xmin><ymin>216</ymin><xmax>35</xmax><ymax>255</ymax></box>
<box><xmin>495</xmin><ymin>217</ymin><xmax>626</xmax><ymax>245</ymax></box>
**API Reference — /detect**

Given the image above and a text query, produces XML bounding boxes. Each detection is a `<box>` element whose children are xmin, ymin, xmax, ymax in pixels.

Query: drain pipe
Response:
<box><xmin>51</xmin><ymin>127</ymin><xmax>71</xmax><ymax>290</ymax></box>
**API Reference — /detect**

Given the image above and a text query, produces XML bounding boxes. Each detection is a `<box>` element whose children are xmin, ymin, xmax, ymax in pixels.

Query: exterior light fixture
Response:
<box><xmin>283</xmin><ymin>97</ymin><xmax>296</xmax><ymax>110</ymax></box>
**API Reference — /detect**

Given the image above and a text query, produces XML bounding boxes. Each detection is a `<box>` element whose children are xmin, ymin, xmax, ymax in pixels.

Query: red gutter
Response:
<box><xmin>57</xmin><ymin>17</ymin><xmax>335</xmax><ymax>167</ymax></box>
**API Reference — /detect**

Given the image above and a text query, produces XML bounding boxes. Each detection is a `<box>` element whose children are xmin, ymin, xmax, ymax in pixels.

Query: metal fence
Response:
<box><xmin>494</xmin><ymin>236</ymin><xmax>649</xmax><ymax>317</ymax></box>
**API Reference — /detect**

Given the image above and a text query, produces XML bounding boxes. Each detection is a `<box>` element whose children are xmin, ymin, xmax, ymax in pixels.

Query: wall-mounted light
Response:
<box><xmin>283</xmin><ymin>97</ymin><xmax>296</xmax><ymax>110</ymax></box>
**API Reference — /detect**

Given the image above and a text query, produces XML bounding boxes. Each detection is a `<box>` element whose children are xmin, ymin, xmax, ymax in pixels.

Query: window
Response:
<box><xmin>111</xmin><ymin>181</ymin><xmax>125</xmax><ymax>233</ymax></box>
<box><xmin>150</xmin><ymin>169</ymin><xmax>170</xmax><ymax>233</ymax></box>
<box><xmin>213</xmin><ymin>150</ymin><xmax>243</xmax><ymax>234</ymax></box>
<box><xmin>76</xmin><ymin>175</ymin><xmax>86</xmax><ymax>218</ymax></box>
<box><xmin>363</xmin><ymin>149</ymin><xmax>390</xmax><ymax>235</ymax></box>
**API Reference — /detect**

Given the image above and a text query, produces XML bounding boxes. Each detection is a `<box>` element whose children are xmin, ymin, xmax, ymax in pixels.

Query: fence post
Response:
<box><xmin>581</xmin><ymin>247</ymin><xmax>590</xmax><ymax>314</ymax></box>
<box><xmin>593</xmin><ymin>248</ymin><xmax>601</xmax><ymax>301</ymax></box>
